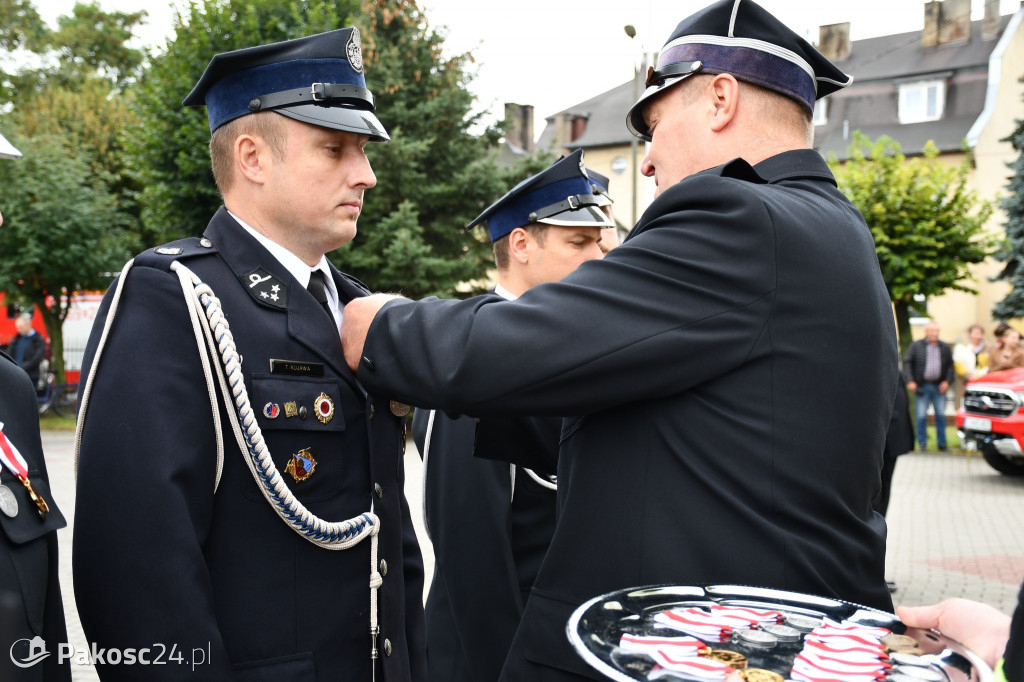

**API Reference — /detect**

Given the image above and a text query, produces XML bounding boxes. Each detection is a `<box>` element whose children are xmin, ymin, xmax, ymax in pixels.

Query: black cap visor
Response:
<box><xmin>277</xmin><ymin>104</ymin><xmax>390</xmax><ymax>142</ymax></box>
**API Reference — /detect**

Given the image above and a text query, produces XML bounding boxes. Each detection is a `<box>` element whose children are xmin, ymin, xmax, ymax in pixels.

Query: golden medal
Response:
<box><xmin>701</xmin><ymin>649</ymin><xmax>748</xmax><ymax>670</ymax></box>
<box><xmin>284</xmin><ymin>448</ymin><xmax>317</xmax><ymax>482</ymax></box>
<box><xmin>743</xmin><ymin>668</ymin><xmax>784</xmax><ymax>682</ymax></box>
<box><xmin>881</xmin><ymin>633</ymin><xmax>920</xmax><ymax>652</ymax></box>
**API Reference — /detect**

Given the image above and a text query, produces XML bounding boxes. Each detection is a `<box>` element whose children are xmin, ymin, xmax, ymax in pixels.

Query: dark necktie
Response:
<box><xmin>307</xmin><ymin>270</ymin><xmax>334</xmax><ymax>324</ymax></box>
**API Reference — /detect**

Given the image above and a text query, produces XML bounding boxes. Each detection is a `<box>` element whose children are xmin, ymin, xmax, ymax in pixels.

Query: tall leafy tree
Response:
<box><xmin>126</xmin><ymin>0</ymin><xmax>534</xmax><ymax>298</ymax></box>
<box><xmin>0</xmin><ymin>133</ymin><xmax>137</xmax><ymax>382</ymax></box>
<box><xmin>0</xmin><ymin>0</ymin><xmax>146</xmax><ymax>380</ymax></box>
<box><xmin>336</xmin><ymin>0</ymin><xmax>521</xmax><ymax>297</ymax></box>
<box><xmin>830</xmin><ymin>132</ymin><xmax>1000</xmax><ymax>354</ymax></box>
<box><xmin>992</xmin><ymin>108</ymin><xmax>1024</xmax><ymax>320</ymax></box>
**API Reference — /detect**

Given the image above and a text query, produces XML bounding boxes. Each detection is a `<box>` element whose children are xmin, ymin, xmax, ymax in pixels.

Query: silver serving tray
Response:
<box><xmin>566</xmin><ymin>584</ymin><xmax>991</xmax><ymax>682</ymax></box>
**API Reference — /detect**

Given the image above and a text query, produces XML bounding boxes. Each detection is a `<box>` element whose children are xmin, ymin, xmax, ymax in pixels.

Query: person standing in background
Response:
<box><xmin>953</xmin><ymin>324</ymin><xmax>988</xmax><ymax>407</ymax></box>
<box><xmin>4</xmin><ymin>314</ymin><xmax>45</xmax><ymax>393</ymax></box>
<box><xmin>905</xmin><ymin>321</ymin><xmax>953</xmax><ymax>452</ymax></box>
<box><xmin>413</xmin><ymin>150</ymin><xmax>611</xmax><ymax>682</ymax></box>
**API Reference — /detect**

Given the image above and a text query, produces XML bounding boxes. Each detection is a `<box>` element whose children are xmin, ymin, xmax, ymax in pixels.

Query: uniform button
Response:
<box><xmin>383</xmin><ymin>639</ymin><xmax>392</xmax><ymax>657</ymax></box>
<box><xmin>374</xmin><ymin>482</ymin><xmax>384</xmax><ymax>498</ymax></box>
<box><xmin>368</xmin><ymin>403</ymin><xmax>375</xmax><ymax>420</ymax></box>
<box><xmin>389</xmin><ymin>400</ymin><xmax>410</xmax><ymax>417</ymax></box>
<box><xmin>379</xmin><ymin>559</ymin><xmax>388</xmax><ymax>576</ymax></box>
<box><xmin>199</xmin><ymin>238</ymin><xmax>213</xmax><ymax>248</ymax></box>
<box><xmin>361</xmin><ymin>356</ymin><xmax>375</xmax><ymax>371</ymax></box>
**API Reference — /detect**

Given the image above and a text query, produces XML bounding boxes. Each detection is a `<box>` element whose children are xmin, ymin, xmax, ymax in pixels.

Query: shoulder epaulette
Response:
<box><xmin>134</xmin><ymin>237</ymin><xmax>219</xmax><ymax>271</ymax></box>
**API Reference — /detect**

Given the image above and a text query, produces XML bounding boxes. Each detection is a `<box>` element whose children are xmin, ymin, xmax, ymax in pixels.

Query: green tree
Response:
<box><xmin>0</xmin><ymin>134</ymin><xmax>137</xmax><ymax>382</ymax></box>
<box><xmin>0</xmin><ymin>1</ymin><xmax>146</xmax><ymax>380</ymax></box>
<box><xmin>48</xmin><ymin>1</ymin><xmax>148</xmax><ymax>88</ymax></box>
<box><xmin>830</xmin><ymin>132</ymin><xmax>1000</xmax><ymax>354</ymax></box>
<box><xmin>992</xmin><ymin>108</ymin><xmax>1024</xmax><ymax>320</ymax></box>
<box><xmin>126</xmin><ymin>0</ymin><xmax>539</xmax><ymax>298</ymax></box>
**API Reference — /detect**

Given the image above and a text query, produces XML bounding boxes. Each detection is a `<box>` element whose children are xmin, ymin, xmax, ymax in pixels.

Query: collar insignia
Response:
<box><xmin>240</xmin><ymin>267</ymin><xmax>288</xmax><ymax>310</ymax></box>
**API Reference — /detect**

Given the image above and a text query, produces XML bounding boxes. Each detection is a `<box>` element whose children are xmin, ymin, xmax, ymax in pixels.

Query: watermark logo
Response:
<box><xmin>9</xmin><ymin>639</ymin><xmax>210</xmax><ymax>670</ymax></box>
<box><xmin>10</xmin><ymin>636</ymin><xmax>50</xmax><ymax>668</ymax></box>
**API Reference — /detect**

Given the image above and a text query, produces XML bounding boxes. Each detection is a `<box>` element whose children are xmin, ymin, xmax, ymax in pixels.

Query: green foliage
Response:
<box><xmin>123</xmin><ymin>0</ymin><xmax>357</xmax><ymax>247</ymax></box>
<box><xmin>992</xmin><ymin>107</ymin><xmax>1024</xmax><ymax>320</ymax></box>
<box><xmin>0</xmin><ymin>133</ymin><xmax>137</xmax><ymax>381</ymax></box>
<box><xmin>0</xmin><ymin>0</ymin><xmax>146</xmax><ymax>379</ymax></box>
<box><xmin>0</xmin><ymin>0</ymin><xmax>46</xmax><ymax>51</ymax></box>
<box><xmin>48</xmin><ymin>1</ymin><xmax>148</xmax><ymax>88</ymax></box>
<box><xmin>830</xmin><ymin>132</ymin><xmax>1000</xmax><ymax>352</ymax></box>
<box><xmin>332</xmin><ymin>0</ymin><xmax>515</xmax><ymax>298</ymax></box>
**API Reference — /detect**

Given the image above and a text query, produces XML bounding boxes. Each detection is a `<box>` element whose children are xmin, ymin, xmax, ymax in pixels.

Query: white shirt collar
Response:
<box><xmin>229</xmin><ymin>211</ymin><xmax>341</xmax><ymax>320</ymax></box>
<box><xmin>494</xmin><ymin>283</ymin><xmax>517</xmax><ymax>301</ymax></box>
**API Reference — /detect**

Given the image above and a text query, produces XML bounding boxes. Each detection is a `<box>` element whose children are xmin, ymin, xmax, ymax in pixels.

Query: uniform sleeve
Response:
<box><xmin>359</xmin><ymin>179</ymin><xmax>777</xmax><ymax>417</ymax></box>
<box><xmin>424</xmin><ymin>412</ymin><xmax>524</xmax><ymax>681</ymax></box>
<box><xmin>73</xmin><ymin>265</ymin><xmax>234</xmax><ymax>679</ymax></box>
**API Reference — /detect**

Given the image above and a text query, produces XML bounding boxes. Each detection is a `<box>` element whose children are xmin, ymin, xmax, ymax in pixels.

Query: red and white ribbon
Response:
<box><xmin>0</xmin><ymin>422</ymin><xmax>30</xmax><ymax>483</ymax></box>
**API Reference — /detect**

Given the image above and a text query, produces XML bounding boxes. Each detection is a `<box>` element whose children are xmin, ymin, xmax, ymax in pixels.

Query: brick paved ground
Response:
<box><xmin>42</xmin><ymin>433</ymin><xmax>1022</xmax><ymax>681</ymax></box>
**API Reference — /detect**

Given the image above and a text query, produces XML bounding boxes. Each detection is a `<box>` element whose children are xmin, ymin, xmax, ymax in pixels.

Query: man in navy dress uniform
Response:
<box><xmin>341</xmin><ymin>0</ymin><xmax>897</xmax><ymax>679</ymax></box>
<box><xmin>1</xmin><ymin>213</ymin><xmax>70</xmax><ymax>682</ymax></box>
<box><xmin>412</xmin><ymin>150</ymin><xmax>610</xmax><ymax>682</ymax></box>
<box><xmin>74</xmin><ymin>29</ymin><xmax>425</xmax><ymax>681</ymax></box>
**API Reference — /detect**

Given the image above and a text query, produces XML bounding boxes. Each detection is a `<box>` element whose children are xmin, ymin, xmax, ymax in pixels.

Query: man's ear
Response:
<box><xmin>707</xmin><ymin>73</ymin><xmax>740</xmax><ymax>132</ymax></box>
<box><xmin>235</xmin><ymin>134</ymin><xmax>266</xmax><ymax>185</ymax></box>
<box><xmin>508</xmin><ymin>227</ymin><xmax>531</xmax><ymax>265</ymax></box>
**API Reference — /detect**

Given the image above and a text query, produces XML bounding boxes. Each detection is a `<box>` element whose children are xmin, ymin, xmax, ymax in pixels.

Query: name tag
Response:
<box><xmin>269</xmin><ymin>359</ymin><xmax>325</xmax><ymax>377</ymax></box>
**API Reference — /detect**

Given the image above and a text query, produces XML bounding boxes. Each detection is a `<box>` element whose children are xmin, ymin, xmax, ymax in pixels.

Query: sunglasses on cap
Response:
<box><xmin>645</xmin><ymin>60</ymin><xmax>703</xmax><ymax>88</ymax></box>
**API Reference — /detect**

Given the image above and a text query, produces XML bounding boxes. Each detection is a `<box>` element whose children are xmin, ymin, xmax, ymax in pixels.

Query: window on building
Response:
<box><xmin>898</xmin><ymin>80</ymin><xmax>945</xmax><ymax>124</ymax></box>
<box><xmin>812</xmin><ymin>99</ymin><xmax>827</xmax><ymax>126</ymax></box>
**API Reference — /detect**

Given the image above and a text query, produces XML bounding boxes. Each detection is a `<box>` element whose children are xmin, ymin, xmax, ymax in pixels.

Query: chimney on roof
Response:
<box><xmin>923</xmin><ymin>1</ymin><xmax>940</xmax><ymax>47</ymax></box>
<box><xmin>818</xmin><ymin>22</ymin><xmax>851</xmax><ymax>61</ymax></box>
<box><xmin>570</xmin><ymin>115</ymin><xmax>587</xmax><ymax>142</ymax></box>
<box><xmin>983</xmin><ymin>0</ymin><xmax>1001</xmax><ymax>39</ymax></box>
<box><xmin>938</xmin><ymin>0</ymin><xmax>971</xmax><ymax>44</ymax></box>
<box><xmin>504</xmin><ymin>103</ymin><xmax>535</xmax><ymax>154</ymax></box>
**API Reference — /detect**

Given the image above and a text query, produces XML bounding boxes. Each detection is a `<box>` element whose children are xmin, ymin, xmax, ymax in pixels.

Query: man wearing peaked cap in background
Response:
<box><xmin>584</xmin><ymin>168</ymin><xmax>621</xmax><ymax>253</ymax></box>
<box><xmin>341</xmin><ymin>0</ymin><xmax>898</xmax><ymax>678</ymax></box>
<box><xmin>74</xmin><ymin>28</ymin><xmax>425</xmax><ymax>681</ymax></box>
<box><xmin>412</xmin><ymin>149</ymin><xmax>610</xmax><ymax>682</ymax></box>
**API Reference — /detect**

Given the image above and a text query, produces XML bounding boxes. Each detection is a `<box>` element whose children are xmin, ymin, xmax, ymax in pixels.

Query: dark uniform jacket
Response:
<box><xmin>357</xmin><ymin>150</ymin><xmax>898</xmax><ymax>681</ymax></box>
<box><xmin>0</xmin><ymin>350</ymin><xmax>69</xmax><ymax>682</ymax></box>
<box><xmin>412</xmin><ymin>408</ymin><xmax>557</xmax><ymax>682</ymax></box>
<box><xmin>4</xmin><ymin>332</ymin><xmax>46</xmax><ymax>387</ymax></box>
<box><xmin>74</xmin><ymin>208</ymin><xmax>425</xmax><ymax>682</ymax></box>
<box><xmin>903</xmin><ymin>338</ymin><xmax>954</xmax><ymax>385</ymax></box>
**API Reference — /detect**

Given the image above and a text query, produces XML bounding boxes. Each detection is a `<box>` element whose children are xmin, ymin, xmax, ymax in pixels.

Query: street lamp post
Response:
<box><xmin>624</xmin><ymin>25</ymin><xmax>643</xmax><ymax>226</ymax></box>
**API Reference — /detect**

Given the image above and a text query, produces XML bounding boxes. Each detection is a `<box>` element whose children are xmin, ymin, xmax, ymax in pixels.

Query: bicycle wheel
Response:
<box><xmin>51</xmin><ymin>384</ymin><xmax>79</xmax><ymax>419</ymax></box>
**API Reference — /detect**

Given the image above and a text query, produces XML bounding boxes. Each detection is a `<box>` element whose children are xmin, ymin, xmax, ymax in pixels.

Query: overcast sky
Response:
<box><xmin>36</xmin><ymin>0</ymin><xmax>1024</xmax><ymax>134</ymax></box>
